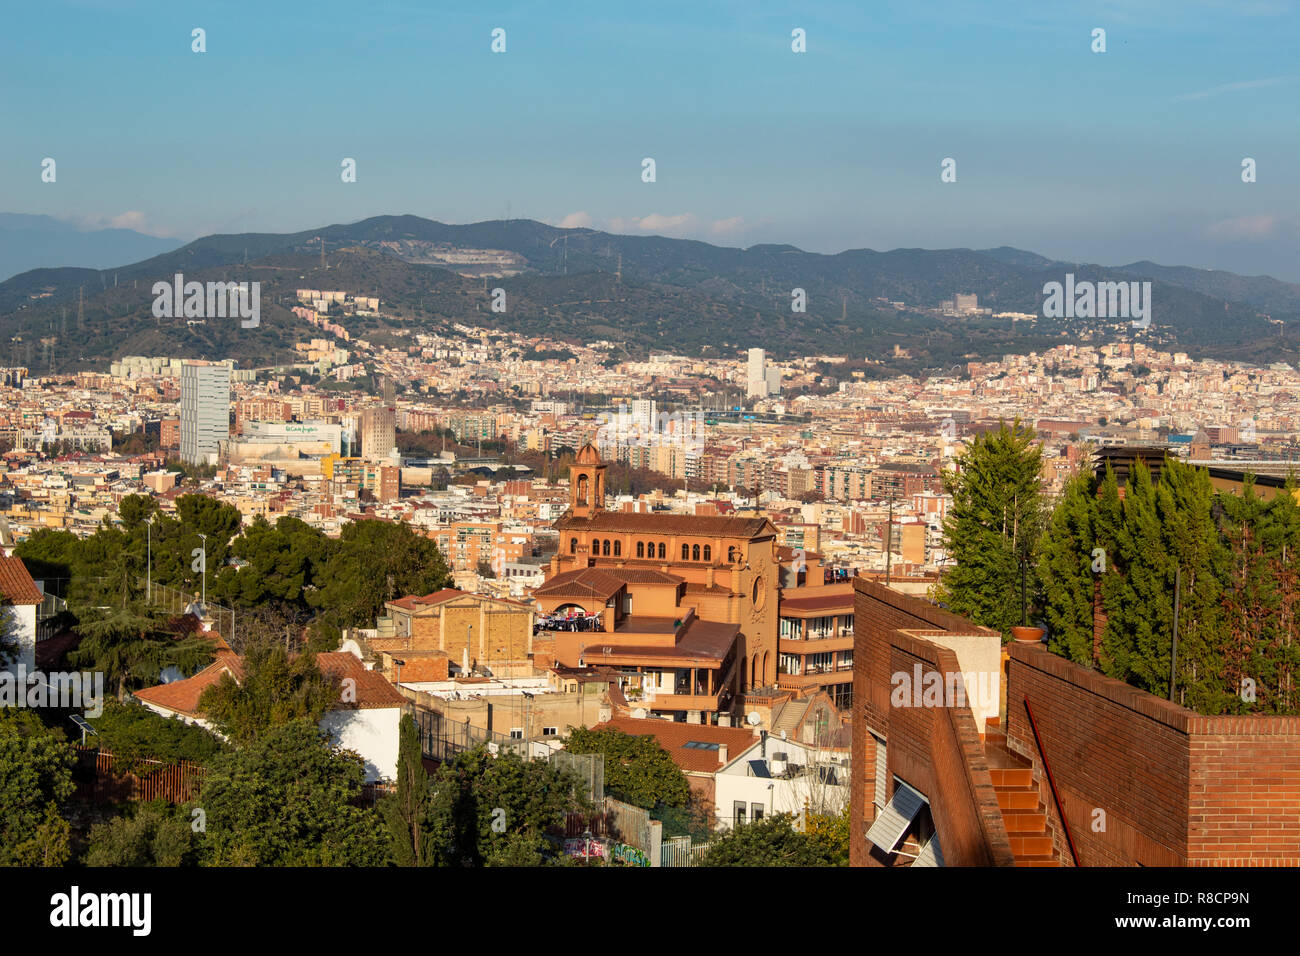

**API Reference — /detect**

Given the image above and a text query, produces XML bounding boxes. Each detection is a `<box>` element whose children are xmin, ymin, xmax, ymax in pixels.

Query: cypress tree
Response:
<box><xmin>1037</xmin><ymin>468</ymin><xmax>1097</xmax><ymax>666</ymax></box>
<box><xmin>384</xmin><ymin>714</ymin><xmax>433</xmax><ymax>866</ymax></box>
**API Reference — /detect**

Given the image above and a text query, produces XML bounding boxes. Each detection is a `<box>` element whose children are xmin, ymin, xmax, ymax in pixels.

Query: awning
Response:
<box><xmin>865</xmin><ymin>780</ymin><xmax>927</xmax><ymax>853</ymax></box>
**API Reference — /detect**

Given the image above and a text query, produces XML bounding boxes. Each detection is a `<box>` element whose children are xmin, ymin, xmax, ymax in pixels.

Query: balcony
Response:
<box><xmin>778</xmin><ymin>634</ymin><xmax>854</xmax><ymax>654</ymax></box>
<box><xmin>642</xmin><ymin>690</ymin><xmax>723</xmax><ymax>712</ymax></box>
<box><xmin>777</xmin><ymin>670</ymin><xmax>854</xmax><ymax>690</ymax></box>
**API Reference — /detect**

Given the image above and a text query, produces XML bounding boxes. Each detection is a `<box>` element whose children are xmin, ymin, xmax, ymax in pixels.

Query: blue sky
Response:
<box><xmin>4</xmin><ymin>0</ymin><xmax>1299</xmax><ymax>279</ymax></box>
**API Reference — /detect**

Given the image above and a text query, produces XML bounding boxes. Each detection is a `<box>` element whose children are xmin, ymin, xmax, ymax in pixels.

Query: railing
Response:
<box><xmin>1023</xmin><ymin>697</ymin><xmax>1081</xmax><ymax>867</ymax></box>
<box><xmin>533</xmin><ymin>614</ymin><xmax>604</xmax><ymax>634</ymax></box>
<box><xmin>641</xmin><ymin>691</ymin><xmax>721</xmax><ymax>711</ymax></box>
<box><xmin>72</xmin><ymin>746</ymin><xmax>205</xmax><ymax>804</ymax></box>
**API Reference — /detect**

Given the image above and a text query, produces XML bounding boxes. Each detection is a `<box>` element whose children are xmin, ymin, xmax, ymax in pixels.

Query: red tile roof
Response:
<box><xmin>316</xmin><ymin>652</ymin><xmax>407</xmax><ymax>709</ymax></box>
<box><xmin>0</xmin><ymin>554</ymin><xmax>42</xmax><ymax>605</ymax></box>
<box><xmin>556</xmin><ymin>512</ymin><xmax>774</xmax><ymax>538</ymax></box>
<box><xmin>593</xmin><ymin>716</ymin><xmax>758</xmax><ymax>775</ymax></box>
<box><xmin>133</xmin><ymin>653</ymin><xmax>241</xmax><ymax>719</ymax></box>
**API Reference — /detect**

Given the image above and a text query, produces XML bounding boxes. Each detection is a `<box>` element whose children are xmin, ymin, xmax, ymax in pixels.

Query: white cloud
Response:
<box><xmin>708</xmin><ymin>216</ymin><xmax>746</xmax><ymax>237</ymax></box>
<box><xmin>68</xmin><ymin>210</ymin><xmax>177</xmax><ymax>237</ymax></box>
<box><xmin>557</xmin><ymin>211</ymin><xmax>594</xmax><ymax>229</ymax></box>
<box><xmin>1203</xmin><ymin>214</ymin><xmax>1285</xmax><ymax>241</ymax></box>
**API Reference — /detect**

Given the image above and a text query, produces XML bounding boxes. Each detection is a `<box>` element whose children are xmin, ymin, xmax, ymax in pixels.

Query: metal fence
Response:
<box><xmin>661</xmin><ymin>835</ymin><xmax>711</xmax><ymax>867</ymax></box>
<box><xmin>139</xmin><ymin>579</ymin><xmax>236</xmax><ymax>647</ymax></box>
<box><xmin>72</xmin><ymin>746</ymin><xmax>205</xmax><ymax>804</ymax></box>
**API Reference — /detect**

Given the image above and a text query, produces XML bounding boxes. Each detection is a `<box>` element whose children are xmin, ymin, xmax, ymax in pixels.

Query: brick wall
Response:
<box><xmin>1007</xmin><ymin>641</ymin><xmax>1300</xmax><ymax>866</ymax></box>
<box><xmin>851</xmin><ymin>579</ymin><xmax>1010</xmax><ymax>866</ymax></box>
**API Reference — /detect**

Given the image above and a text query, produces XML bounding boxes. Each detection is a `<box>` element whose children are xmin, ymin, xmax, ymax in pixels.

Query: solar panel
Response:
<box><xmin>865</xmin><ymin>780</ymin><xmax>926</xmax><ymax>854</ymax></box>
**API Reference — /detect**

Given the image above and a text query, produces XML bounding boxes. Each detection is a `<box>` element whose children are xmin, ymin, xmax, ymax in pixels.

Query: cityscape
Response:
<box><xmin>1</xmin><ymin>0</ymin><xmax>1293</xmax><ymax>934</ymax></box>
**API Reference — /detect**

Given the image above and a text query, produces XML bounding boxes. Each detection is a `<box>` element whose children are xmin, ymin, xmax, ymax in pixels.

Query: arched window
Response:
<box><xmin>602</xmin><ymin>540</ymin><xmax>611</xmax><ymax>556</ymax></box>
<box><xmin>692</xmin><ymin>544</ymin><xmax>700</xmax><ymax>561</ymax></box>
<box><xmin>613</xmin><ymin>540</ymin><xmax>621</xmax><ymax>557</ymax></box>
<box><xmin>703</xmin><ymin>545</ymin><xmax>711</xmax><ymax>562</ymax></box>
<box><xmin>657</xmin><ymin>543</ymin><xmax>665</xmax><ymax>559</ymax></box>
<box><xmin>636</xmin><ymin>542</ymin><xmax>645</xmax><ymax>558</ymax></box>
<box><xmin>681</xmin><ymin>544</ymin><xmax>690</xmax><ymax>560</ymax></box>
<box><xmin>570</xmin><ymin>538</ymin><xmax>577</xmax><ymax>554</ymax></box>
<box><xmin>645</xmin><ymin>539</ymin><xmax>654</xmax><ymax>557</ymax></box>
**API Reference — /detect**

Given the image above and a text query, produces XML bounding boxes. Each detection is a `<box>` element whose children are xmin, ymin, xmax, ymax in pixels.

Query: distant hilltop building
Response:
<box><xmin>941</xmin><ymin>294</ymin><xmax>981</xmax><ymax>314</ymax></box>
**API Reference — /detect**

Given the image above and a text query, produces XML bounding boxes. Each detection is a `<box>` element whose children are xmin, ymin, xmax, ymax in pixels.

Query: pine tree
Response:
<box><xmin>936</xmin><ymin>420</ymin><xmax>1045</xmax><ymax>638</ymax></box>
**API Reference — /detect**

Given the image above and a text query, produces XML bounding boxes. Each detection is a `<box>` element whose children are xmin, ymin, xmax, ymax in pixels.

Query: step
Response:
<box><xmin>995</xmin><ymin>787</ymin><xmax>1040</xmax><ymax>811</ymax></box>
<box><xmin>1001</xmin><ymin>809</ymin><xmax>1048</xmax><ymax>835</ymax></box>
<box><xmin>988</xmin><ymin>767</ymin><xmax>1034</xmax><ymax>788</ymax></box>
<box><xmin>1016</xmin><ymin>855</ymin><xmax>1060</xmax><ymax>867</ymax></box>
<box><xmin>1010</xmin><ymin>835</ymin><xmax>1055</xmax><ymax>857</ymax></box>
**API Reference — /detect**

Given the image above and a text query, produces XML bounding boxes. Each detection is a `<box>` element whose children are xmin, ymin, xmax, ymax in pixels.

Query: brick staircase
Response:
<box><xmin>984</xmin><ymin>723</ymin><xmax>1061</xmax><ymax>867</ymax></box>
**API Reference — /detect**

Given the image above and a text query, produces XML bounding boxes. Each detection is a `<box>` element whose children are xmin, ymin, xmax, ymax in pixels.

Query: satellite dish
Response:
<box><xmin>779</xmin><ymin>730</ymin><xmax>788</xmax><ymax>740</ymax></box>
<box><xmin>632</xmin><ymin>708</ymin><xmax>648</xmax><ymax>720</ymax></box>
<box><xmin>747</xmin><ymin>711</ymin><xmax>762</xmax><ymax>726</ymax></box>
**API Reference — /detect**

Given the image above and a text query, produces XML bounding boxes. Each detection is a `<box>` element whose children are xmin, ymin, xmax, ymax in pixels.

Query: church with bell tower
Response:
<box><xmin>535</xmin><ymin>444</ymin><xmax>782</xmax><ymax>726</ymax></box>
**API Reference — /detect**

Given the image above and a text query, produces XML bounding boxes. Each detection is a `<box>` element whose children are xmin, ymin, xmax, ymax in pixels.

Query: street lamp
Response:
<box><xmin>196</xmin><ymin>532</ymin><xmax>208</xmax><ymax>612</ymax></box>
<box><xmin>146</xmin><ymin>513</ymin><xmax>156</xmax><ymax>603</ymax></box>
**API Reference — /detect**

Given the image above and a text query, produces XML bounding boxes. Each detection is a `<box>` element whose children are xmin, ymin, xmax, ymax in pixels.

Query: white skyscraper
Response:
<box><xmin>630</xmin><ymin>399</ymin><xmax>657</xmax><ymax>433</ymax></box>
<box><xmin>747</xmin><ymin>347</ymin><xmax>768</xmax><ymax>399</ymax></box>
<box><xmin>180</xmin><ymin>361</ymin><xmax>230</xmax><ymax>465</ymax></box>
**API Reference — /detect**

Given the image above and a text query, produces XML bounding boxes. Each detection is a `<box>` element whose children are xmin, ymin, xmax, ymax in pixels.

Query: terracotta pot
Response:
<box><xmin>1011</xmin><ymin>626</ymin><xmax>1045</xmax><ymax>644</ymax></box>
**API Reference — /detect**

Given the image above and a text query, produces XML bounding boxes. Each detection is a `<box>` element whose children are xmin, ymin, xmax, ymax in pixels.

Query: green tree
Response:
<box><xmin>935</xmin><ymin>420</ymin><xmax>1045</xmax><ymax>638</ymax></box>
<box><xmin>84</xmin><ymin>800</ymin><xmax>197</xmax><ymax>867</ymax></box>
<box><xmin>701</xmin><ymin>813</ymin><xmax>838</xmax><ymax>866</ymax></box>
<box><xmin>563</xmin><ymin>727</ymin><xmax>690</xmax><ymax>809</ymax></box>
<box><xmin>88</xmin><ymin>699</ymin><xmax>227</xmax><ymax>772</ymax></box>
<box><xmin>310</xmin><ymin>519</ymin><xmax>450</xmax><ymax>632</ymax></box>
<box><xmin>0</xmin><ymin>710</ymin><xmax>75</xmax><ymax>866</ymax></box>
<box><xmin>382</xmin><ymin>714</ymin><xmax>433</xmax><ymax>866</ymax></box>
<box><xmin>1037</xmin><ymin>468</ymin><xmax>1099</xmax><ymax>666</ymax></box>
<box><xmin>214</xmin><ymin>515</ymin><xmax>330</xmax><ymax>610</ymax></box>
<box><xmin>197</xmin><ymin>720</ymin><xmax>390</xmax><ymax>866</ymax></box>
<box><xmin>70</xmin><ymin>576</ymin><xmax>214</xmax><ymax>700</ymax></box>
<box><xmin>198</xmin><ymin>639</ymin><xmax>336</xmax><ymax>747</ymax></box>
<box><xmin>426</xmin><ymin>746</ymin><xmax>586</xmax><ymax>866</ymax></box>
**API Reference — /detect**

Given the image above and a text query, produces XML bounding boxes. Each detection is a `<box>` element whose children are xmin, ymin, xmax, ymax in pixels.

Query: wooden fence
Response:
<box><xmin>72</xmin><ymin>747</ymin><xmax>206</xmax><ymax>804</ymax></box>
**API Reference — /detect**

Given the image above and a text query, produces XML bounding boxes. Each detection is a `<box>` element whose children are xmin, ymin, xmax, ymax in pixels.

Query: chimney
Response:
<box><xmin>760</xmin><ymin>729</ymin><xmax>768</xmax><ymax>757</ymax></box>
<box><xmin>718</xmin><ymin>744</ymin><xmax>728</xmax><ymax>766</ymax></box>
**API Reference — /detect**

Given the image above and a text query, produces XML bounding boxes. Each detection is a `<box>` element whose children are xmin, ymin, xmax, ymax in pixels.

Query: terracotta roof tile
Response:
<box><xmin>316</xmin><ymin>652</ymin><xmax>407</xmax><ymax>709</ymax></box>
<box><xmin>133</xmin><ymin>656</ymin><xmax>240</xmax><ymax>718</ymax></box>
<box><xmin>592</xmin><ymin>717</ymin><xmax>758</xmax><ymax>775</ymax></box>
<box><xmin>556</xmin><ymin>512</ymin><xmax>774</xmax><ymax>538</ymax></box>
<box><xmin>0</xmin><ymin>555</ymin><xmax>42</xmax><ymax>605</ymax></box>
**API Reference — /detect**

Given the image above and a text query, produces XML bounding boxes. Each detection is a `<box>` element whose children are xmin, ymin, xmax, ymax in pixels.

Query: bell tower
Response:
<box><xmin>569</xmin><ymin>443</ymin><xmax>607</xmax><ymax>517</ymax></box>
